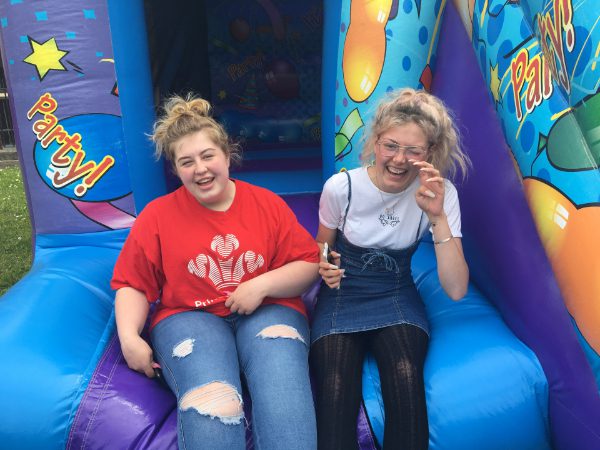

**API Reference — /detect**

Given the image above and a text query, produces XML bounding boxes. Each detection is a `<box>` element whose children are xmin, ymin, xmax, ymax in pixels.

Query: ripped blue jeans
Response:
<box><xmin>150</xmin><ymin>304</ymin><xmax>316</xmax><ymax>450</ymax></box>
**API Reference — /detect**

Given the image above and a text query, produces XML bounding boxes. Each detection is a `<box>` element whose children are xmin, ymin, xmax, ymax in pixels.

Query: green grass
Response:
<box><xmin>0</xmin><ymin>166</ymin><xmax>32</xmax><ymax>295</ymax></box>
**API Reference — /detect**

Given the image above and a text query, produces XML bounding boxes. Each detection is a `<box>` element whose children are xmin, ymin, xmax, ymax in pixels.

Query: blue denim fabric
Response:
<box><xmin>311</xmin><ymin>232</ymin><xmax>429</xmax><ymax>344</ymax></box>
<box><xmin>151</xmin><ymin>304</ymin><xmax>316</xmax><ymax>450</ymax></box>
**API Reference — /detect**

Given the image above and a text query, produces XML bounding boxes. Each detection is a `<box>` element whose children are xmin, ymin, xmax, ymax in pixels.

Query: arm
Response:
<box><xmin>225</xmin><ymin>260</ymin><xmax>319</xmax><ymax>314</ymax></box>
<box><xmin>115</xmin><ymin>287</ymin><xmax>156</xmax><ymax>377</ymax></box>
<box><xmin>413</xmin><ymin>160</ymin><xmax>469</xmax><ymax>300</ymax></box>
<box><xmin>226</xmin><ymin>188</ymin><xmax>326</xmax><ymax>314</ymax></box>
<box><xmin>315</xmin><ymin>223</ymin><xmax>344</xmax><ymax>289</ymax></box>
<box><xmin>428</xmin><ymin>213</ymin><xmax>469</xmax><ymax>300</ymax></box>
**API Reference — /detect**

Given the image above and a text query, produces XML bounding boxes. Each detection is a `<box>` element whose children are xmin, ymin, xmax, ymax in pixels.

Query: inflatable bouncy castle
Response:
<box><xmin>0</xmin><ymin>0</ymin><xmax>599</xmax><ymax>448</ymax></box>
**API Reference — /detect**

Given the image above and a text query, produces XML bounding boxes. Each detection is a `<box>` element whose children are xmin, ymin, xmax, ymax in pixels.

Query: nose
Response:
<box><xmin>392</xmin><ymin>148</ymin><xmax>407</xmax><ymax>163</ymax></box>
<box><xmin>193</xmin><ymin>159</ymin><xmax>207</xmax><ymax>174</ymax></box>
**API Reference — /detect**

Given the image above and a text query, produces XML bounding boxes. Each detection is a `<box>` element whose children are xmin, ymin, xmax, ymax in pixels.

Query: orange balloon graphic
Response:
<box><xmin>352</xmin><ymin>0</ymin><xmax>393</xmax><ymax>24</ymax></box>
<box><xmin>524</xmin><ymin>178</ymin><xmax>600</xmax><ymax>353</ymax></box>
<box><xmin>342</xmin><ymin>0</ymin><xmax>392</xmax><ymax>102</ymax></box>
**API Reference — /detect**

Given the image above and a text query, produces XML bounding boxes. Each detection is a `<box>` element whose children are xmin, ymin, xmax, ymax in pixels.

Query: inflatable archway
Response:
<box><xmin>0</xmin><ymin>0</ymin><xmax>598</xmax><ymax>448</ymax></box>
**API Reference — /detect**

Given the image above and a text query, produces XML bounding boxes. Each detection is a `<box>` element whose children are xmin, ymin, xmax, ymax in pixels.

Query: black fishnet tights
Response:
<box><xmin>310</xmin><ymin>325</ymin><xmax>429</xmax><ymax>450</ymax></box>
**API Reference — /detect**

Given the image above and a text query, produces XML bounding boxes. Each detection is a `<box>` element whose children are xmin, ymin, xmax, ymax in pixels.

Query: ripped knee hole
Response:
<box><xmin>180</xmin><ymin>382</ymin><xmax>244</xmax><ymax>425</ymax></box>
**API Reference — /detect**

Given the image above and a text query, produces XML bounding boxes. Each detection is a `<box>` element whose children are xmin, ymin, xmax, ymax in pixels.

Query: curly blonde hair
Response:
<box><xmin>151</xmin><ymin>94</ymin><xmax>242</xmax><ymax>167</ymax></box>
<box><xmin>361</xmin><ymin>88</ymin><xmax>470</xmax><ymax>180</ymax></box>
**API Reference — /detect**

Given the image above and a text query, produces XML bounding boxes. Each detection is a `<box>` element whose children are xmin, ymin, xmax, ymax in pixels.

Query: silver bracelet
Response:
<box><xmin>434</xmin><ymin>236</ymin><xmax>453</xmax><ymax>245</ymax></box>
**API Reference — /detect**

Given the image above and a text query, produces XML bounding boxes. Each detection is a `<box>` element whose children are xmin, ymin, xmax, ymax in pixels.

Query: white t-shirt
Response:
<box><xmin>319</xmin><ymin>167</ymin><xmax>462</xmax><ymax>250</ymax></box>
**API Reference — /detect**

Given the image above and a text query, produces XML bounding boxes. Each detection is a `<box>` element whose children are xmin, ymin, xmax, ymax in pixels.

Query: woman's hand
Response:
<box><xmin>412</xmin><ymin>160</ymin><xmax>445</xmax><ymax>219</ymax></box>
<box><xmin>120</xmin><ymin>333</ymin><xmax>156</xmax><ymax>378</ymax></box>
<box><xmin>225</xmin><ymin>260</ymin><xmax>319</xmax><ymax>314</ymax></box>
<box><xmin>319</xmin><ymin>248</ymin><xmax>344</xmax><ymax>289</ymax></box>
<box><xmin>225</xmin><ymin>277</ymin><xmax>268</xmax><ymax>315</ymax></box>
<box><xmin>316</xmin><ymin>225</ymin><xmax>343</xmax><ymax>289</ymax></box>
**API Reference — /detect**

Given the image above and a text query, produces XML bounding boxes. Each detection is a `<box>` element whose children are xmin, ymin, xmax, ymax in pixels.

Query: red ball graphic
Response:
<box><xmin>264</xmin><ymin>59</ymin><xmax>300</xmax><ymax>100</ymax></box>
<box><xmin>229</xmin><ymin>18</ymin><xmax>251</xmax><ymax>42</ymax></box>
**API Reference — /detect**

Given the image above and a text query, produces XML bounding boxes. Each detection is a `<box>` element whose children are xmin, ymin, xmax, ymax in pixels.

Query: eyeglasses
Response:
<box><xmin>376</xmin><ymin>139</ymin><xmax>428</xmax><ymax>159</ymax></box>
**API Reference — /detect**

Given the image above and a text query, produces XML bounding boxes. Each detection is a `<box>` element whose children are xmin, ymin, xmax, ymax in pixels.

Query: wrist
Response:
<box><xmin>428</xmin><ymin>212</ymin><xmax>447</xmax><ymax>227</ymax></box>
<box><xmin>433</xmin><ymin>236</ymin><xmax>453</xmax><ymax>245</ymax></box>
<box><xmin>250</xmin><ymin>275</ymin><xmax>270</xmax><ymax>299</ymax></box>
<box><xmin>118</xmin><ymin>330</ymin><xmax>142</xmax><ymax>345</ymax></box>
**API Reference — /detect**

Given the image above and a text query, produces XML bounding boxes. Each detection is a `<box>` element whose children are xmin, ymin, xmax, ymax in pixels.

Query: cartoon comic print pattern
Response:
<box><xmin>333</xmin><ymin>0</ymin><xmax>445</xmax><ymax>172</ymax></box>
<box><xmin>0</xmin><ymin>1</ymin><xmax>135</xmax><ymax>233</ymax></box>
<box><xmin>204</xmin><ymin>0</ymin><xmax>323</xmax><ymax>148</ymax></box>
<box><xmin>464</xmin><ymin>0</ymin><xmax>600</xmax><ymax>353</ymax></box>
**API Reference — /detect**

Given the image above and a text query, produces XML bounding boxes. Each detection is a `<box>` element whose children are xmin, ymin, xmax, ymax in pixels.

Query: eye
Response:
<box><xmin>405</xmin><ymin>146</ymin><xmax>425</xmax><ymax>157</ymax></box>
<box><xmin>202</xmin><ymin>153</ymin><xmax>215</xmax><ymax>161</ymax></box>
<box><xmin>383</xmin><ymin>142</ymin><xmax>399</xmax><ymax>152</ymax></box>
<box><xmin>179</xmin><ymin>160</ymin><xmax>193</xmax><ymax>167</ymax></box>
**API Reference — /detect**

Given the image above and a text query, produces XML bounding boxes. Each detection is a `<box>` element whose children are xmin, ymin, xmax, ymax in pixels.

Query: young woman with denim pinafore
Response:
<box><xmin>112</xmin><ymin>95</ymin><xmax>319</xmax><ymax>450</ymax></box>
<box><xmin>311</xmin><ymin>88</ymin><xmax>471</xmax><ymax>450</ymax></box>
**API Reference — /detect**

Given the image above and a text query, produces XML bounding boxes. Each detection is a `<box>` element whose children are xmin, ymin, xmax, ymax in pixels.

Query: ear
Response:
<box><xmin>170</xmin><ymin>157</ymin><xmax>180</xmax><ymax>176</ymax></box>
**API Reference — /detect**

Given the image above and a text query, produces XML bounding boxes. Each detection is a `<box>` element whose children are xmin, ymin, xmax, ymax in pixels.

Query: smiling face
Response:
<box><xmin>173</xmin><ymin>130</ymin><xmax>234</xmax><ymax>210</ymax></box>
<box><xmin>370</xmin><ymin>122</ymin><xmax>430</xmax><ymax>193</ymax></box>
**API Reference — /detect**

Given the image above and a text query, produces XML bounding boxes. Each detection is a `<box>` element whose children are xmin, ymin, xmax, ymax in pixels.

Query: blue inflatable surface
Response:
<box><xmin>1</xmin><ymin>0</ymin><xmax>599</xmax><ymax>448</ymax></box>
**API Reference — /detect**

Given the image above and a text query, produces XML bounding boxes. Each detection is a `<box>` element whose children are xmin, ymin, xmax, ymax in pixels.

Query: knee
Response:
<box><xmin>394</xmin><ymin>357</ymin><xmax>424</xmax><ymax>383</ymax></box>
<box><xmin>180</xmin><ymin>382</ymin><xmax>244</xmax><ymax>425</ymax></box>
<box><xmin>170</xmin><ymin>338</ymin><xmax>245</xmax><ymax>423</ymax></box>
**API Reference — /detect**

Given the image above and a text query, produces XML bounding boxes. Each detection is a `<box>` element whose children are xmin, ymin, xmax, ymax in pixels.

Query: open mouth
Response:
<box><xmin>386</xmin><ymin>166</ymin><xmax>407</xmax><ymax>176</ymax></box>
<box><xmin>195</xmin><ymin>177</ymin><xmax>214</xmax><ymax>187</ymax></box>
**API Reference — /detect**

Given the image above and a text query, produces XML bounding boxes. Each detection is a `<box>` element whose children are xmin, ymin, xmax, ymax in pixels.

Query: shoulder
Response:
<box><xmin>443</xmin><ymin>179</ymin><xmax>459</xmax><ymax>199</ymax></box>
<box><xmin>130</xmin><ymin>189</ymin><xmax>183</xmax><ymax>234</ymax></box>
<box><xmin>234</xmin><ymin>179</ymin><xmax>289</xmax><ymax>211</ymax></box>
<box><xmin>442</xmin><ymin>179</ymin><xmax>461</xmax><ymax>215</ymax></box>
<box><xmin>324</xmin><ymin>170</ymin><xmax>347</xmax><ymax>186</ymax></box>
<box><xmin>236</xmin><ymin>179</ymin><xmax>281</xmax><ymax>201</ymax></box>
<box><xmin>136</xmin><ymin>189</ymin><xmax>178</xmax><ymax>219</ymax></box>
<box><xmin>323</xmin><ymin>168</ymin><xmax>363</xmax><ymax>192</ymax></box>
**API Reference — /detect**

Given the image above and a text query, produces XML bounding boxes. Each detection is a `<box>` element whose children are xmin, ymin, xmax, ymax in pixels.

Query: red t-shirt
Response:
<box><xmin>111</xmin><ymin>180</ymin><xmax>319</xmax><ymax>329</ymax></box>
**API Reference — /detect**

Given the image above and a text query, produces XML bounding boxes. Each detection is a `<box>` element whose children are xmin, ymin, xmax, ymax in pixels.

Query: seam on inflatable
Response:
<box><xmin>65</xmin><ymin>312</ymin><xmax>118</xmax><ymax>449</ymax></box>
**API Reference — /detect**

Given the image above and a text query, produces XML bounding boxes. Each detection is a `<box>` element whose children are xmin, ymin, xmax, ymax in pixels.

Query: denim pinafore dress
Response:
<box><xmin>311</xmin><ymin>171</ymin><xmax>430</xmax><ymax>345</ymax></box>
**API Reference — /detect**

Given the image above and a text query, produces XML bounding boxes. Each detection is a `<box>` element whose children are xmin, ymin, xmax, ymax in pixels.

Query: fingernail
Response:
<box><xmin>329</xmin><ymin>264</ymin><xmax>339</xmax><ymax>269</ymax></box>
<box><xmin>424</xmin><ymin>189</ymin><xmax>436</xmax><ymax>198</ymax></box>
<box><xmin>425</xmin><ymin>177</ymin><xmax>435</xmax><ymax>182</ymax></box>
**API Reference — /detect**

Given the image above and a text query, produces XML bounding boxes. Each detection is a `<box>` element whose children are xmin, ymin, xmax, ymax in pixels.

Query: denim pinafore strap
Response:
<box><xmin>311</xmin><ymin>170</ymin><xmax>429</xmax><ymax>344</ymax></box>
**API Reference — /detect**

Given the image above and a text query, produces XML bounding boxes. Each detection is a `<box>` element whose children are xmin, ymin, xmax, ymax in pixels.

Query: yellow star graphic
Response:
<box><xmin>24</xmin><ymin>37</ymin><xmax>69</xmax><ymax>80</ymax></box>
<box><xmin>489</xmin><ymin>63</ymin><xmax>501</xmax><ymax>107</ymax></box>
<box><xmin>218</xmin><ymin>90</ymin><xmax>227</xmax><ymax>100</ymax></box>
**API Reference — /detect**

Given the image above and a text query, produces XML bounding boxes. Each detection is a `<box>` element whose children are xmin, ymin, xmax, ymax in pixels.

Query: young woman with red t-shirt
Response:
<box><xmin>111</xmin><ymin>95</ymin><xmax>319</xmax><ymax>450</ymax></box>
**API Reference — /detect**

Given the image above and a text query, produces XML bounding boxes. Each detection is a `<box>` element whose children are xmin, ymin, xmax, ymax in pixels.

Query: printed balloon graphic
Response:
<box><xmin>32</xmin><ymin>113</ymin><xmax>130</xmax><ymax>201</ymax></box>
<box><xmin>524</xmin><ymin>178</ymin><xmax>600</xmax><ymax>353</ymax></box>
<box><xmin>342</xmin><ymin>0</ymin><xmax>392</xmax><ymax>102</ymax></box>
<box><xmin>264</xmin><ymin>58</ymin><xmax>300</xmax><ymax>100</ymax></box>
<box><xmin>229</xmin><ymin>18</ymin><xmax>251</xmax><ymax>42</ymax></box>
